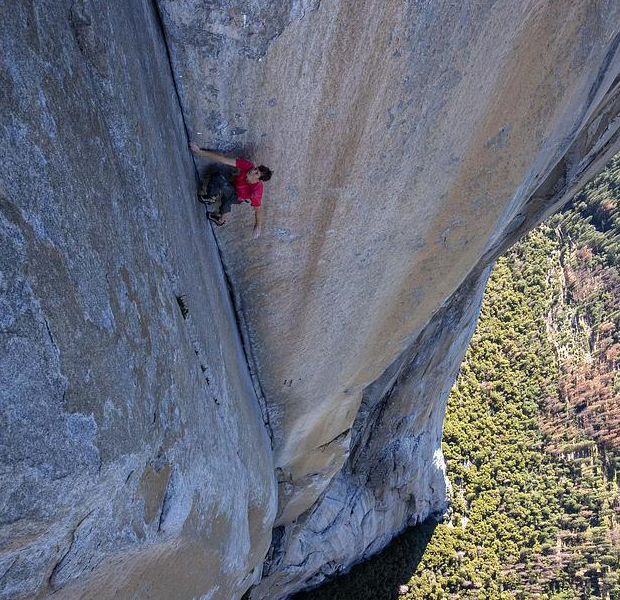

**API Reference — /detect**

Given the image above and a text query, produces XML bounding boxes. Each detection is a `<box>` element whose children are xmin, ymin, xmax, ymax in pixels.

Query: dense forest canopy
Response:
<box><xmin>295</xmin><ymin>157</ymin><xmax>620</xmax><ymax>600</ymax></box>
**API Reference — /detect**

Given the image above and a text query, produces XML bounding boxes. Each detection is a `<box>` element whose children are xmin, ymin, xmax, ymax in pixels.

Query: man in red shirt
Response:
<box><xmin>190</xmin><ymin>142</ymin><xmax>272</xmax><ymax>238</ymax></box>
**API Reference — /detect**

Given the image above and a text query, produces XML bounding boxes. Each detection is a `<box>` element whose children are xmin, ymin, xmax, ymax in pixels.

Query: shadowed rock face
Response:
<box><xmin>0</xmin><ymin>1</ymin><xmax>275</xmax><ymax>599</ymax></box>
<box><xmin>3</xmin><ymin>0</ymin><xmax>620</xmax><ymax>599</ymax></box>
<box><xmin>158</xmin><ymin>0</ymin><xmax>620</xmax><ymax>585</ymax></box>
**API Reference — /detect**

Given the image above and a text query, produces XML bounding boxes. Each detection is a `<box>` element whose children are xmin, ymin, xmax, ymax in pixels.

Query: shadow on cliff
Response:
<box><xmin>291</xmin><ymin>518</ymin><xmax>438</xmax><ymax>600</ymax></box>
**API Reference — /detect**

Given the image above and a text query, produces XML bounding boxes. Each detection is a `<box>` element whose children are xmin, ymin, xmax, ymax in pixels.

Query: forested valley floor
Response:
<box><xmin>295</xmin><ymin>158</ymin><xmax>620</xmax><ymax>600</ymax></box>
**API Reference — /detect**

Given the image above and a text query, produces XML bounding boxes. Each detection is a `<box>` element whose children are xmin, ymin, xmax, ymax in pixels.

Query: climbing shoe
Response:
<box><xmin>208</xmin><ymin>213</ymin><xmax>225</xmax><ymax>226</ymax></box>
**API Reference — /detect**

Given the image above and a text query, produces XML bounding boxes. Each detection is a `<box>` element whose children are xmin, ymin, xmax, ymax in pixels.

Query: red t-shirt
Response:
<box><xmin>233</xmin><ymin>158</ymin><xmax>263</xmax><ymax>207</ymax></box>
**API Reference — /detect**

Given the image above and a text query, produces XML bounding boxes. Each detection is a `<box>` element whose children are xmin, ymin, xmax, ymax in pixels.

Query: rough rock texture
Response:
<box><xmin>155</xmin><ymin>0</ymin><xmax>620</xmax><ymax>595</ymax></box>
<box><xmin>253</xmin><ymin>267</ymin><xmax>491</xmax><ymax>598</ymax></box>
<box><xmin>4</xmin><ymin>1</ymin><xmax>620</xmax><ymax>599</ymax></box>
<box><xmin>0</xmin><ymin>1</ymin><xmax>275</xmax><ymax>599</ymax></box>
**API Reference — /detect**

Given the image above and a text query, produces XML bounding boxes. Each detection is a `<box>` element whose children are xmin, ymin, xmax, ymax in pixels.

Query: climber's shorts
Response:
<box><xmin>207</xmin><ymin>174</ymin><xmax>241</xmax><ymax>214</ymax></box>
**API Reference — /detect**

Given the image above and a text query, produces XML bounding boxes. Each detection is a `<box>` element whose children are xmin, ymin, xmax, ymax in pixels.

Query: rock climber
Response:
<box><xmin>189</xmin><ymin>142</ymin><xmax>272</xmax><ymax>238</ymax></box>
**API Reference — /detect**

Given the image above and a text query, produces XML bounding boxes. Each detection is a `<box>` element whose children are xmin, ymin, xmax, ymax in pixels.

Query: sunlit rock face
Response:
<box><xmin>3</xmin><ymin>0</ymin><xmax>620</xmax><ymax>599</ymax></box>
<box><xmin>253</xmin><ymin>266</ymin><xmax>492</xmax><ymax>599</ymax></box>
<box><xmin>156</xmin><ymin>0</ymin><xmax>620</xmax><ymax>595</ymax></box>
<box><xmin>0</xmin><ymin>2</ymin><xmax>275</xmax><ymax>599</ymax></box>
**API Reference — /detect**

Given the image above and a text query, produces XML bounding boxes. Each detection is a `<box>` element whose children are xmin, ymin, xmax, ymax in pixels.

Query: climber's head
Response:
<box><xmin>247</xmin><ymin>166</ymin><xmax>272</xmax><ymax>184</ymax></box>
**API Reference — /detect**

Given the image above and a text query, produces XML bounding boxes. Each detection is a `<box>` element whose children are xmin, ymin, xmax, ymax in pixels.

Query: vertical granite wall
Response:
<box><xmin>0</xmin><ymin>1</ymin><xmax>275</xmax><ymax>599</ymax></box>
<box><xmin>155</xmin><ymin>0</ymin><xmax>620</xmax><ymax>595</ymax></box>
<box><xmin>157</xmin><ymin>0</ymin><xmax>620</xmax><ymax>571</ymax></box>
<box><xmin>3</xmin><ymin>0</ymin><xmax>620</xmax><ymax>598</ymax></box>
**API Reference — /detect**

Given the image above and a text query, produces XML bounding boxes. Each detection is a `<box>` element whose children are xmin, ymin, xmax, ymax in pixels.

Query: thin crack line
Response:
<box><xmin>44</xmin><ymin>317</ymin><xmax>60</xmax><ymax>356</ymax></box>
<box><xmin>148</xmin><ymin>0</ymin><xmax>274</xmax><ymax>444</ymax></box>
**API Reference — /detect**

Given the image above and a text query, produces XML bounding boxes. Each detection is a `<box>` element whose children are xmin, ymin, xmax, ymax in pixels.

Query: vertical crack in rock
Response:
<box><xmin>43</xmin><ymin>317</ymin><xmax>60</xmax><ymax>357</ymax></box>
<box><xmin>211</xmin><ymin>228</ymin><xmax>274</xmax><ymax>443</ymax></box>
<box><xmin>157</xmin><ymin>466</ymin><xmax>175</xmax><ymax>532</ymax></box>
<box><xmin>3</xmin><ymin>1</ymin><xmax>280</xmax><ymax>598</ymax></box>
<box><xmin>149</xmin><ymin>0</ymin><xmax>274</xmax><ymax>441</ymax></box>
<box><xmin>47</xmin><ymin>510</ymin><xmax>95</xmax><ymax>591</ymax></box>
<box><xmin>150</xmin><ymin>0</ymin><xmax>193</xmax><ymax>147</ymax></box>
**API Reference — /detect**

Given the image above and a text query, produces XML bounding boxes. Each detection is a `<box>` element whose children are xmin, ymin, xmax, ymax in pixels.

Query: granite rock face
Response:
<box><xmin>3</xmin><ymin>1</ymin><xmax>620</xmax><ymax>599</ymax></box>
<box><xmin>253</xmin><ymin>267</ymin><xmax>492</xmax><ymax>599</ymax></box>
<box><xmin>156</xmin><ymin>0</ymin><xmax>620</xmax><ymax>595</ymax></box>
<box><xmin>0</xmin><ymin>1</ymin><xmax>275</xmax><ymax>599</ymax></box>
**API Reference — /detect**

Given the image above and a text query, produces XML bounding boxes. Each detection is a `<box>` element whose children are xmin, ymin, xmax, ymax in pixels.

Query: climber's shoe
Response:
<box><xmin>208</xmin><ymin>213</ymin><xmax>225</xmax><ymax>226</ymax></box>
<box><xmin>198</xmin><ymin>191</ymin><xmax>220</xmax><ymax>205</ymax></box>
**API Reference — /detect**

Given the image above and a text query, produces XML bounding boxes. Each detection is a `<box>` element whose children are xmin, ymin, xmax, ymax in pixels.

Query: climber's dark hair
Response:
<box><xmin>258</xmin><ymin>165</ymin><xmax>272</xmax><ymax>181</ymax></box>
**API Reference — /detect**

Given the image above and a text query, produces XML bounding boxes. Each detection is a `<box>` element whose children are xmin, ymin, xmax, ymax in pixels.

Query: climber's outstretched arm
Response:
<box><xmin>189</xmin><ymin>142</ymin><xmax>236</xmax><ymax>167</ymax></box>
<box><xmin>253</xmin><ymin>206</ymin><xmax>263</xmax><ymax>238</ymax></box>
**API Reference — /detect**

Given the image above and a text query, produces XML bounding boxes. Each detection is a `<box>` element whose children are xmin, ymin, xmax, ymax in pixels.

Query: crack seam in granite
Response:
<box><xmin>149</xmin><ymin>0</ymin><xmax>274</xmax><ymax>445</ymax></box>
<box><xmin>48</xmin><ymin>509</ymin><xmax>95</xmax><ymax>590</ymax></box>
